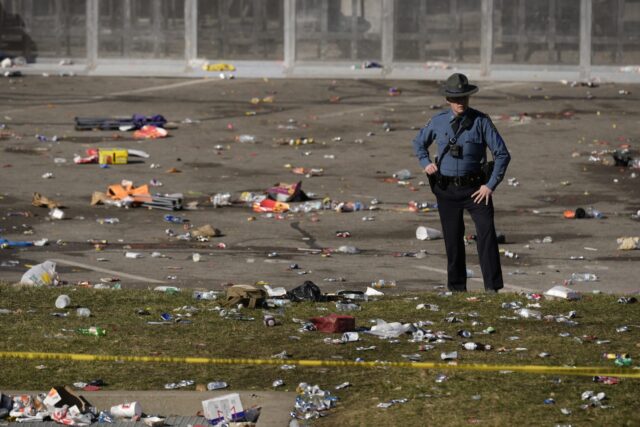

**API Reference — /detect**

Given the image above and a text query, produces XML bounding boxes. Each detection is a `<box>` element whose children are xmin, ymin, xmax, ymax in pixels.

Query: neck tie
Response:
<box><xmin>452</xmin><ymin>115</ymin><xmax>462</xmax><ymax>134</ymax></box>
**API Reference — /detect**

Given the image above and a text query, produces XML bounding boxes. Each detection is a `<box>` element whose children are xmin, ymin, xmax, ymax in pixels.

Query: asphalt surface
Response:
<box><xmin>0</xmin><ymin>75</ymin><xmax>639</xmax><ymax>296</ymax></box>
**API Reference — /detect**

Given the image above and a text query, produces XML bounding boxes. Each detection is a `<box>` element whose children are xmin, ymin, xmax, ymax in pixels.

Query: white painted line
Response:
<box><xmin>51</xmin><ymin>258</ymin><xmax>166</xmax><ymax>284</ymax></box>
<box><xmin>102</xmin><ymin>78</ymin><xmax>219</xmax><ymax>98</ymax></box>
<box><xmin>414</xmin><ymin>265</ymin><xmax>532</xmax><ymax>293</ymax></box>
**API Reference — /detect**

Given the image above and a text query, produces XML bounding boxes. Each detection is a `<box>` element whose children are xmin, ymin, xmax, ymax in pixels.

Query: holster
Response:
<box><xmin>427</xmin><ymin>172</ymin><xmax>446</xmax><ymax>191</ymax></box>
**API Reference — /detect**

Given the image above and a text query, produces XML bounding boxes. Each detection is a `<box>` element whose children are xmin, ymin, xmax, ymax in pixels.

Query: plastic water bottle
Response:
<box><xmin>570</xmin><ymin>272</ymin><xmax>598</xmax><ymax>282</ymax></box>
<box><xmin>585</xmin><ymin>207</ymin><xmax>604</xmax><ymax>219</ymax></box>
<box><xmin>515</xmin><ymin>308</ymin><xmax>542</xmax><ymax>320</ymax></box>
<box><xmin>462</xmin><ymin>342</ymin><xmax>491</xmax><ymax>351</ymax></box>
<box><xmin>236</xmin><ymin>134</ymin><xmax>256</xmax><ymax>143</ymax></box>
<box><xmin>392</xmin><ymin>169</ymin><xmax>412</xmax><ymax>180</ymax></box>
<box><xmin>206</xmin><ymin>381</ymin><xmax>228</xmax><ymax>390</ymax></box>
<box><xmin>335</xmin><ymin>302</ymin><xmax>361</xmax><ymax>311</ymax></box>
<box><xmin>163</xmin><ymin>214</ymin><xmax>184</xmax><ymax>224</ymax></box>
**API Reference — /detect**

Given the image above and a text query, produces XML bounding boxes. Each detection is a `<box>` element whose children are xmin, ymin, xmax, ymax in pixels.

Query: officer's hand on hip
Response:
<box><xmin>425</xmin><ymin>164</ymin><xmax>438</xmax><ymax>175</ymax></box>
<box><xmin>472</xmin><ymin>185</ymin><xmax>492</xmax><ymax>205</ymax></box>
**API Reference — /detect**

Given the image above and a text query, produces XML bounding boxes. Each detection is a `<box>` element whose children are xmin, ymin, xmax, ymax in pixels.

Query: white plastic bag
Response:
<box><xmin>366</xmin><ymin>319</ymin><xmax>411</xmax><ymax>338</ymax></box>
<box><xmin>20</xmin><ymin>261</ymin><xmax>58</xmax><ymax>286</ymax></box>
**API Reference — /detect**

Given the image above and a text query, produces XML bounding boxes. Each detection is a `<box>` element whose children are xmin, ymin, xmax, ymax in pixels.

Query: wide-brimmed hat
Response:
<box><xmin>441</xmin><ymin>73</ymin><xmax>478</xmax><ymax>98</ymax></box>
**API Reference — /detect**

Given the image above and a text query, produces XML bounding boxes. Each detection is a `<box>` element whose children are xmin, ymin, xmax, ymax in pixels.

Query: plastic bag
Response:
<box><xmin>366</xmin><ymin>319</ymin><xmax>411</xmax><ymax>338</ymax></box>
<box><xmin>287</xmin><ymin>281</ymin><xmax>325</xmax><ymax>302</ymax></box>
<box><xmin>20</xmin><ymin>261</ymin><xmax>58</xmax><ymax>286</ymax></box>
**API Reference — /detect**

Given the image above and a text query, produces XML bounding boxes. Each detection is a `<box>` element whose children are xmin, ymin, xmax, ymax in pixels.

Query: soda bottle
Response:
<box><xmin>77</xmin><ymin>327</ymin><xmax>106</xmax><ymax>336</ymax></box>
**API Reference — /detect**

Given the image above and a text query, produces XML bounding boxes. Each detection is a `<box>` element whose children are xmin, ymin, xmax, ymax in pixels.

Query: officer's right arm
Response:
<box><xmin>412</xmin><ymin>121</ymin><xmax>434</xmax><ymax>170</ymax></box>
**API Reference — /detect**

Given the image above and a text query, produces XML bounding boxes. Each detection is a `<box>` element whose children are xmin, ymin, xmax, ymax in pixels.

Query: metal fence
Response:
<box><xmin>0</xmin><ymin>0</ymin><xmax>638</xmax><ymax>81</ymax></box>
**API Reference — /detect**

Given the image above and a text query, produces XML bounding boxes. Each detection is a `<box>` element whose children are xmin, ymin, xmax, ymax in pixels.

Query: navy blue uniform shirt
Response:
<box><xmin>412</xmin><ymin>108</ymin><xmax>511</xmax><ymax>190</ymax></box>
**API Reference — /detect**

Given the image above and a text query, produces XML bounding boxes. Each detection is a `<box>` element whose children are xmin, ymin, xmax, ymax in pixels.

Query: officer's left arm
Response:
<box><xmin>482</xmin><ymin>117</ymin><xmax>511</xmax><ymax>191</ymax></box>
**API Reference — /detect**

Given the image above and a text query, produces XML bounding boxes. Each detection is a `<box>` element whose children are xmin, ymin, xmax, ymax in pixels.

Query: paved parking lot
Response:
<box><xmin>1</xmin><ymin>75</ymin><xmax>638</xmax><ymax>294</ymax></box>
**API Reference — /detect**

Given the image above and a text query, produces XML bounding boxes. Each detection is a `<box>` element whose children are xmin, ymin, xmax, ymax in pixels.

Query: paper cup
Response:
<box><xmin>55</xmin><ymin>294</ymin><xmax>71</xmax><ymax>309</ymax></box>
<box><xmin>416</xmin><ymin>226</ymin><xmax>442</xmax><ymax>241</ymax></box>
<box><xmin>110</xmin><ymin>402</ymin><xmax>142</xmax><ymax>418</ymax></box>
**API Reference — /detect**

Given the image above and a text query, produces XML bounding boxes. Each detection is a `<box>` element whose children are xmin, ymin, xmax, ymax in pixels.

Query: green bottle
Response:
<box><xmin>77</xmin><ymin>326</ymin><xmax>106</xmax><ymax>336</ymax></box>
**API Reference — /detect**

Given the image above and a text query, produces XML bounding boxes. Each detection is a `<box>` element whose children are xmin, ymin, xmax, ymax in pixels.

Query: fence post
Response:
<box><xmin>381</xmin><ymin>0</ymin><xmax>394</xmax><ymax>76</ymax></box>
<box><xmin>86</xmin><ymin>0</ymin><xmax>98</xmax><ymax>70</ymax></box>
<box><xmin>185</xmin><ymin>0</ymin><xmax>197</xmax><ymax>68</ymax></box>
<box><xmin>480</xmin><ymin>0</ymin><xmax>493</xmax><ymax>77</ymax></box>
<box><xmin>579</xmin><ymin>0</ymin><xmax>592</xmax><ymax>80</ymax></box>
<box><xmin>284</xmin><ymin>0</ymin><xmax>296</xmax><ymax>75</ymax></box>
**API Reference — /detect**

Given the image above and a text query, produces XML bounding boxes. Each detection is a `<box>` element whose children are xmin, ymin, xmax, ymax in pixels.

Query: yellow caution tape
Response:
<box><xmin>0</xmin><ymin>351</ymin><xmax>638</xmax><ymax>378</ymax></box>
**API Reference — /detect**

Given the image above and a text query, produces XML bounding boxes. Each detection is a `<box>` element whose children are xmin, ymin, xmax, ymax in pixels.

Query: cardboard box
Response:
<box><xmin>99</xmin><ymin>149</ymin><xmax>128</xmax><ymax>165</ymax></box>
<box><xmin>202</xmin><ymin>393</ymin><xmax>245</xmax><ymax>425</ymax></box>
<box><xmin>310</xmin><ymin>313</ymin><xmax>356</xmax><ymax>333</ymax></box>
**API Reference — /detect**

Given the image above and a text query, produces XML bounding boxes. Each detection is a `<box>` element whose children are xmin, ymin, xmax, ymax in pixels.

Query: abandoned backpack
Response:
<box><xmin>223</xmin><ymin>284</ymin><xmax>267</xmax><ymax>309</ymax></box>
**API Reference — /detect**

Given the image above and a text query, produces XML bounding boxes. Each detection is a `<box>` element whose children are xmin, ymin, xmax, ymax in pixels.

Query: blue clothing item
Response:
<box><xmin>412</xmin><ymin>108</ymin><xmax>511</xmax><ymax>190</ymax></box>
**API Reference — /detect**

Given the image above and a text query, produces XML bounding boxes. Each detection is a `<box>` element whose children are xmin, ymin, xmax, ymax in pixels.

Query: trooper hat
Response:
<box><xmin>441</xmin><ymin>73</ymin><xmax>479</xmax><ymax>98</ymax></box>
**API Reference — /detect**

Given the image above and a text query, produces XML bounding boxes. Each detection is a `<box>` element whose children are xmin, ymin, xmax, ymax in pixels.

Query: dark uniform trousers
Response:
<box><xmin>433</xmin><ymin>182</ymin><xmax>503</xmax><ymax>292</ymax></box>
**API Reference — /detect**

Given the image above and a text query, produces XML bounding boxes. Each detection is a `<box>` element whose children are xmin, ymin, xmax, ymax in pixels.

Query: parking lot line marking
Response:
<box><xmin>50</xmin><ymin>258</ymin><xmax>166</xmax><ymax>284</ymax></box>
<box><xmin>414</xmin><ymin>265</ymin><xmax>532</xmax><ymax>292</ymax></box>
<box><xmin>2</xmin><ymin>351</ymin><xmax>637</xmax><ymax>379</ymax></box>
<box><xmin>103</xmin><ymin>78</ymin><xmax>220</xmax><ymax>98</ymax></box>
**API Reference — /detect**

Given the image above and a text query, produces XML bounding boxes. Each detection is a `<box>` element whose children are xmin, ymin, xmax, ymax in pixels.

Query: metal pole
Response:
<box><xmin>185</xmin><ymin>0</ymin><xmax>197</xmax><ymax>66</ymax></box>
<box><xmin>86</xmin><ymin>0</ymin><xmax>98</xmax><ymax>69</ymax></box>
<box><xmin>381</xmin><ymin>0</ymin><xmax>394</xmax><ymax>75</ymax></box>
<box><xmin>152</xmin><ymin>0</ymin><xmax>162</xmax><ymax>57</ymax></box>
<box><xmin>283</xmin><ymin>0</ymin><xmax>296</xmax><ymax>73</ymax></box>
<box><xmin>579</xmin><ymin>0</ymin><xmax>592</xmax><ymax>80</ymax></box>
<box><xmin>480</xmin><ymin>0</ymin><xmax>493</xmax><ymax>77</ymax></box>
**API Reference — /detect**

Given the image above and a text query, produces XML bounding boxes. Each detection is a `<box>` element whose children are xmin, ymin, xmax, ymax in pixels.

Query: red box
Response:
<box><xmin>310</xmin><ymin>313</ymin><xmax>355</xmax><ymax>333</ymax></box>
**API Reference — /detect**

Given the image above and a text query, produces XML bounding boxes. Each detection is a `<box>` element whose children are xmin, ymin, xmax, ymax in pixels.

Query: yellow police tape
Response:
<box><xmin>0</xmin><ymin>351</ymin><xmax>638</xmax><ymax>378</ymax></box>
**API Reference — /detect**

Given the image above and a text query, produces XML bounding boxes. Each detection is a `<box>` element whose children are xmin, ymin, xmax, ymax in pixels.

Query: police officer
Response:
<box><xmin>412</xmin><ymin>73</ymin><xmax>511</xmax><ymax>293</ymax></box>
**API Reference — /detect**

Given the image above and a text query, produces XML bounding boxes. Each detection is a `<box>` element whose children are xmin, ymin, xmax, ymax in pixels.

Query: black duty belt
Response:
<box><xmin>439</xmin><ymin>172</ymin><xmax>483</xmax><ymax>187</ymax></box>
